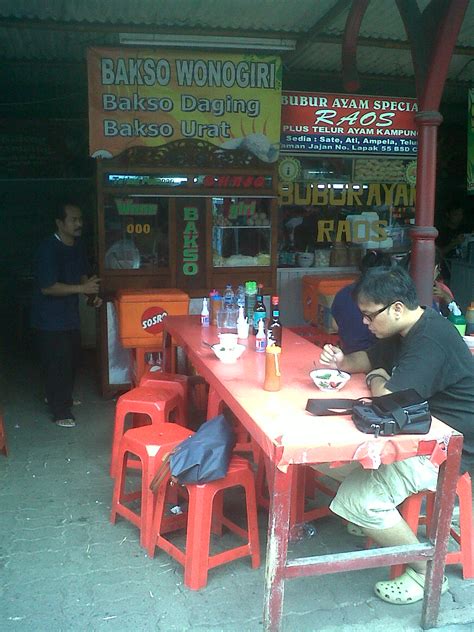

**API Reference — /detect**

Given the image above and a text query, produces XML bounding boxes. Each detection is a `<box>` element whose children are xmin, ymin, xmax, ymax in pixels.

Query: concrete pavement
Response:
<box><xmin>1</xmin><ymin>350</ymin><xmax>474</xmax><ymax>631</ymax></box>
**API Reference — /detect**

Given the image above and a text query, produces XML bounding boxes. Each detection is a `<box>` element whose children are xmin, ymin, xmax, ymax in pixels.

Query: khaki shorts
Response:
<box><xmin>314</xmin><ymin>456</ymin><xmax>439</xmax><ymax>530</ymax></box>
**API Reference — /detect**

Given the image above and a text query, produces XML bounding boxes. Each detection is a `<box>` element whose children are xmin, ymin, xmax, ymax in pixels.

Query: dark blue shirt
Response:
<box><xmin>331</xmin><ymin>283</ymin><xmax>376</xmax><ymax>353</ymax></box>
<box><xmin>31</xmin><ymin>235</ymin><xmax>88</xmax><ymax>331</ymax></box>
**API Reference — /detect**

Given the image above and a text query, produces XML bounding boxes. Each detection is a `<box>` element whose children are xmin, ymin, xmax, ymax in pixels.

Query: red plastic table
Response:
<box><xmin>163</xmin><ymin>315</ymin><xmax>463</xmax><ymax>632</ymax></box>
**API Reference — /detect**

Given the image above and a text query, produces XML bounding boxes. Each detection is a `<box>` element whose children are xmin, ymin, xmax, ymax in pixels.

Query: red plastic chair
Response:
<box><xmin>0</xmin><ymin>411</ymin><xmax>7</xmax><ymax>457</ymax></box>
<box><xmin>391</xmin><ymin>471</ymin><xmax>474</xmax><ymax>579</ymax></box>
<box><xmin>110</xmin><ymin>385</ymin><xmax>186</xmax><ymax>478</ymax></box>
<box><xmin>147</xmin><ymin>455</ymin><xmax>261</xmax><ymax>590</ymax></box>
<box><xmin>110</xmin><ymin>423</ymin><xmax>193</xmax><ymax>548</ymax></box>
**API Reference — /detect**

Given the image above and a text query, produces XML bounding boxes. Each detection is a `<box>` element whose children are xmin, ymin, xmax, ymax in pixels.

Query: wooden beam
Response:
<box><xmin>342</xmin><ymin>0</ymin><xmax>370</xmax><ymax>92</ymax></box>
<box><xmin>0</xmin><ymin>15</ymin><xmax>472</xmax><ymax>57</ymax></box>
<box><xmin>0</xmin><ymin>17</ymin><xmax>303</xmax><ymax>39</ymax></box>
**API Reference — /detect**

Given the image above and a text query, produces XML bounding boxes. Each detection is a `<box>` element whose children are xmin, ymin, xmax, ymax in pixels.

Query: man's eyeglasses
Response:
<box><xmin>361</xmin><ymin>301</ymin><xmax>396</xmax><ymax>323</ymax></box>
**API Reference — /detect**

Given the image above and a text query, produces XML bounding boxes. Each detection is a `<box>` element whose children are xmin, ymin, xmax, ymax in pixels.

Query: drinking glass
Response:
<box><xmin>216</xmin><ymin>308</ymin><xmax>239</xmax><ymax>333</ymax></box>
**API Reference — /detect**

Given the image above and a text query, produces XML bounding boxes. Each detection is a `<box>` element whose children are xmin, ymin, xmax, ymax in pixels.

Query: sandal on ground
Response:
<box><xmin>374</xmin><ymin>567</ymin><xmax>448</xmax><ymax>605</ymax></box>
<box><xmin>55</xmin><ymin>418</ymin><xmax>76</xmax><ymax>428</ymax></box>
<box><xmin>347</xmin><ymin>523</ymin><xmax>365</xmax><ymax>537</ymax></box>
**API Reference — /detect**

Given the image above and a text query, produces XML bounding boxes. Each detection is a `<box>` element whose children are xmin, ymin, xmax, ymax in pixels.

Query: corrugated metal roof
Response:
<box><xmin>0</xmin><ymin>0</ymin><xmax>472</xmax><ymax>106</ymax></box>
<box><xmin>0</xmin><ymin>0</ymin><xmax>332</xmax><ymax>32</ymax></box>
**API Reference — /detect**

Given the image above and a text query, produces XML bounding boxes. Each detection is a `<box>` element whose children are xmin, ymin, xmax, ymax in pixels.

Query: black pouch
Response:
<box><xmin>306</xmin><ymin>388</ymin><xmax>431</xmax><ymax>438</ymax></box>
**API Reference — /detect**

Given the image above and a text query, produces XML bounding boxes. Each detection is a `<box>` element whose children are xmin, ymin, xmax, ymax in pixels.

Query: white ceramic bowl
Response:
<box><xmin>218</xmin><ymin>333</ymin><xmax>239</xmax><ymax>349</ymax></box>
<box><xmin>463</xmin><ymin>335</ymin><xmax>474</xmax><ymax>349</ymax></box>
<box><xmin>211</xmin><ymin>343</ymin><xmax>246</xmax><ymax>363</ymax></box>
<box><xmin>310</xmin><ymin>368</ymin><xmax>351</xmax><ymax>392</ymax></box>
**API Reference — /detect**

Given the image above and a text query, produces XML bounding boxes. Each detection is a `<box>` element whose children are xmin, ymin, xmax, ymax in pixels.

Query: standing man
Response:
<box><xmin>319</xmin><ymin>265</ymin><xmax>474</xmax><ymax>604</ymax></box>
<box><xmin>31</xmin><ymin>200</ymin><xmax>102</xmax><ymax>427</ymax></box>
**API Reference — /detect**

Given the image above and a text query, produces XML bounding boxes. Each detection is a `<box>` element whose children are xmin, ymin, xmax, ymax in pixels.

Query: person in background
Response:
<box><xmin>319</xmin><ymin>266</ymin><xmax>474</xmax><ymax>605</ymax></box>
<box><xmin>436</xmin><ymin>204</ymin><xmax>470</xmax><ymax>260</ymax></box>
<box><xmin>31</xmin><ymin>200</ymin><xmax>102</xmax><ymax>428</ymax></box>
<box><xmin>402</xmin><ymin>248</ymin><xmax>454</xmax><ymax>316</ymax></box>
<box><xmin>331</xmin><ymin>250</ymin><xmax>392</xmax><ymax>353</ymax></box>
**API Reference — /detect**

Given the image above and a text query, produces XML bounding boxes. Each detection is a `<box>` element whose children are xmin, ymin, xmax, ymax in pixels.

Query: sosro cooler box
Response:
<box><xmin>116</xmin><ymin>289</ymin><xmax>190</xmax><ymax>349</ymax></box>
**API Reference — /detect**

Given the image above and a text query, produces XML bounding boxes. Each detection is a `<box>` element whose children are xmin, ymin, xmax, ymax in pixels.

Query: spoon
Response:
<box><xmin>313</xmin><ymin>360</ymin><xmax>344</xmax><ymax>377</ymax></box>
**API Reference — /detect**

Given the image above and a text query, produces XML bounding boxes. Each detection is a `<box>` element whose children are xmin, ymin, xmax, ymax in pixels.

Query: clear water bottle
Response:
<box><xmin>223</xmin><ymin>284</ymin><xmax>235</xmax><ymax>309</ymax></box>
<box><xmin>236</xmin><ymin>284</ymin><xmax>246</xmax><ymax>310</ymax></box>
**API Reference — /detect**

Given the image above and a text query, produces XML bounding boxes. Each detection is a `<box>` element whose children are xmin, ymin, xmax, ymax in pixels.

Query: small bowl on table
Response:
<box><xmin>310</xmin><ymin>368</ymin><xmax>351</xmax><ymax>392</ymax></box>
<box><xmin>211</xmin><ymin>343</ymin><xmax>246</xmax><ymax>364</ymax></box>
<box><xmin>218</xmin><ymin>333</ymin><xmax>239</xmax><ymax>349</ymax></box>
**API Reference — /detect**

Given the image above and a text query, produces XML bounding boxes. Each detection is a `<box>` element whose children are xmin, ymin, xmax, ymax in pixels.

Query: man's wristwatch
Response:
<box><xmin>365</xmin><ymin>373</ymin><xmax>387</xmax><ymax>388</ymax></box>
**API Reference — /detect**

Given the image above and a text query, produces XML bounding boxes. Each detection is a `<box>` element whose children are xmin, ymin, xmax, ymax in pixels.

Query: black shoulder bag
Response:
<box><xmin>150</xmin><ymin>414</ymin><xmax>236</xmax><ymax>492</ymax></box>
<box><xmin>305</xmin><ymin>388</ymin><xmax>431</xmax><ymax>438</ymax></box>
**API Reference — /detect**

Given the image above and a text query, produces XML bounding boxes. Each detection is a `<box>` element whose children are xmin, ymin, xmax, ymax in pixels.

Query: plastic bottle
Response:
<box><xmin>267</xmin><ymin>295</ymin><xmax>282</xmax><ymax>348</ymax></box>
<box><xmin>209</xmin><ymin>289</ymin><xmax>222</xmax><ymax>326</ymax></box>
<box><xmin>236</xmin><ymin>284</ymin><xmax>246</xmax><ymax>310</ymax></box>
<box><xmin>447</xmin><ymin>301</ymin><xmax>466</xmax><ymax>336</ymax></box>
<box><xmin>264</xmin><ymin>344</ymin><xmax>281</xmax><ymax>391</ymax></box>
<box><xmin>255</xmin><ymin>319</ymin><xmax>266</xmax><ymax>352</ymax></box>
<box><xmin>200</xmin><ymin>297</ymin><xmax>209</xmax><ymax>327</ymax></box>
<box><xmin>252</xmin><ymin>285</ymin><xmax>267</xmax><ymax>335</ymax></box>
<box><xmin>245</xmin><ymin>280</ymin><xmax>258</xmax><ymax>325</ymax></box>
<box><xmin>223</xmin><ymin>284</ymin><xmax>235</xmax><ymax>309</ymax></box>
<box><xmin>237</xmin><ymin>306</ymin><xmax>249</xmax><ymax>339</ymax></box>
<box><xmin>465</xmin><ymin>302</ymin><xmax>474</xmax><ymax>336</ymax></box>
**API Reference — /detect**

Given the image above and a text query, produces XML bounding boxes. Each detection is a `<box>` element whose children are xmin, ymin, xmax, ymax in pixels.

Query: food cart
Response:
<box><xmin>87</xmin><ymin>47</ymin><xmax>282</xmax><ymax>395</ymax></box>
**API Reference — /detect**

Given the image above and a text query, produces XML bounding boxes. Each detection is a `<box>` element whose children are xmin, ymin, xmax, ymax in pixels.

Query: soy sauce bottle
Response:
<box><xmin>267</xmin><ymin>295</ymin><xmax>282</xmax><ymax>348</ymax></box>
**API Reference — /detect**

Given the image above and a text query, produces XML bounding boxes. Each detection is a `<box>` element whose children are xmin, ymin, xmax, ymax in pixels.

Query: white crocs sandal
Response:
<box><xmin>374</xmin><ymin>567</ymin><xmax>448</xmax><ymax>605</ymax></box>
<box><xmin>55</xmin><ymin>418</ymin><xmax>76</xmax><ymax>428</ymax></box>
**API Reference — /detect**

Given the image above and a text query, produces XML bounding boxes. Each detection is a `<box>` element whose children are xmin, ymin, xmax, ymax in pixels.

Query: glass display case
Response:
<box><xmin>278</xmin><ymin>154</ymin><xmax>416</xmax><ymax>267</ymax></box>
<box><xmin>103</xmin><ymin>193</ymin><xmax>169</xmax><ymax>271</ymax></box>
<box><xmin>212</xmin><ymin>197</ymin><xmax>272</xmax><ymax>267</ymax></box>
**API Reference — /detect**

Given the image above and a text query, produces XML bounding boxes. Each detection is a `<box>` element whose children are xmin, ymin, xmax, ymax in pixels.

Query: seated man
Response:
<box><xmin>319</xmin><ymin>265</ymin><xmax>474</xmax><ymax>605</ymax></box>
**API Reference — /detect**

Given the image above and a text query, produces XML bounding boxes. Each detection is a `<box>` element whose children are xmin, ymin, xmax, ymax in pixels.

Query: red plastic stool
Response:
<box><xmin>391</xmin><ymin>472</ymin><xmax>473</xmax><ymax>579</ymax></box>
<box><xmin>139</xmin><ymin>371</ymin><xmax>190</xmax><ymax>425</ymax></box>
<box><xmin>0</xmin><ymin>410</ymin><xmax>7</xmax><ymax>457</ymax></box>
<box><xmin>110</xmin><ymin>385</ymin><xmax>186</xmax><ymax>478</ymax></box>
<box><xmin>110</xmin><ymin>423</ymin><xmax>193</xmax><ymax>548</ymax></box>
<box><xmin>147</xmin><ymin>455</ymin><xmax>261</xmax><ymax>590</ymax></box>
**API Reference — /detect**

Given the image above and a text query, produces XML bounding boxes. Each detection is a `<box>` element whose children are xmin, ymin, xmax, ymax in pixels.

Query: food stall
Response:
<box><xmin>87</xmin><ymin>47</ymin><xmax>282</xmax><ymax>395</ymax></box>
<box><xmin>277</xmin><ymin>91</ymin><xmax>418</xmax><ymax>325</ymax></box>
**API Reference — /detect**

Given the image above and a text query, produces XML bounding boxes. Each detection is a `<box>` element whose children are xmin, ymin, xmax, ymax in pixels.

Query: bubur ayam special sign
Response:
<box><xmin>87</xmin><ymin>47</ymin><xmax>282</xmax><ymax>161</ymax></box>
<box><xmin>281</xmin><ymin>91</ymin><xmax>418</xmax><ymax>155</ymax></box>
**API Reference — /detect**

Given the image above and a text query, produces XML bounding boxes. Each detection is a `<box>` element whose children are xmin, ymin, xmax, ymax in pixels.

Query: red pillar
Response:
<box><xmin>410</xmin><ymin>110</ymin><xmax>443</xmax><ymax>306</ymax></box>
